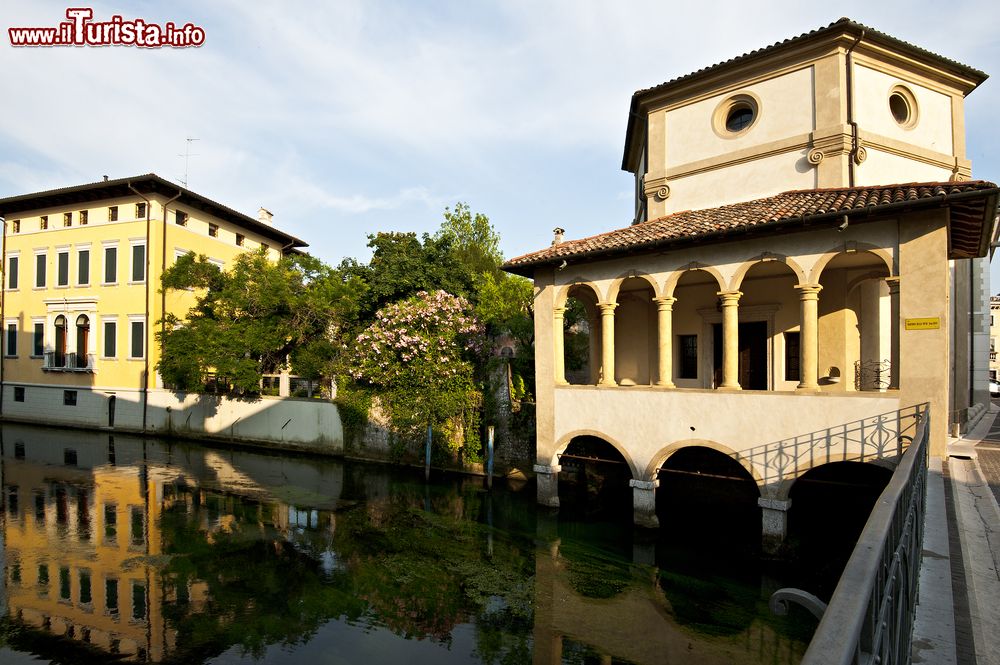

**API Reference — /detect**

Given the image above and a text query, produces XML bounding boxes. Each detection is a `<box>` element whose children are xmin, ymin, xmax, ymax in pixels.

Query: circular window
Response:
<box><xmin>713</xmin><ymin>93</ymin><xmax>760</xmax><ymax>138</ymax></box>
<box><xmin>888</xmin><ymin>86</ymin><xmax>918</xmax><ymax>129</ymax></box>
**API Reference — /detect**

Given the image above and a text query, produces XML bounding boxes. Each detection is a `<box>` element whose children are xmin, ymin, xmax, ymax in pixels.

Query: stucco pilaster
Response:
<box><xmin>653</xmin><ymin>297</ymin><xmax>676</xmax><ymax>387</ymax></box>
<box><xmin>718</xmin><ymin>291</ymin><xmax>742</xmax><ymax>390</ymax></box>
<box><xmin>794</xmin><ymin>284</ymin><xmax>822</xmax><ymax>390</ymax></box>
<box><xmin>897</xmin><ymin>210</ymin><xmax>950</xmax><ymax>456</ymax></box>
<box><xmin>886</xmin><ymin>277</ymin><xmax>900</xmax><ymax>390</ymax></box>
<box><xmin>598</xmin><ymin>303</ymin><xmax>618</xmax><ymax>386</ymax></box>
<box><xmin>533</xmin><ymin>268</ymin><xmax>558</xmax><ymax>473</ymax></box>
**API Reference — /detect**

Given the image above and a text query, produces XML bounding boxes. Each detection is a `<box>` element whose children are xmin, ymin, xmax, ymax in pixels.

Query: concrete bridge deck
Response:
<box><xmin>913</xmin><ymin>404</ymin><xmax>1000</xmax><ymax>665</ymax></box>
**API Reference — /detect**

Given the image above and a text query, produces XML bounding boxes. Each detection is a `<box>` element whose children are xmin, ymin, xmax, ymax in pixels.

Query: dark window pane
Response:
<box><xmin>6</xmin><ymin>324</ymin><xmax>16</xmax><ymax>357</ymax></box>
<box><xmin>785</xmin><ymin>332</ymin><xmax>801</xmax><ymax>382</ymax></box>
<box><xmin>33</xmin><ymin>323</ymin><xmax>43</xmax><ymax>356</ymax></box>
<box><xmin>679</xmin><ymin>334</ymin><xmax>698</xmax><ymax>379</ymax></box>
<box><xmin>8</xmin><ymin>256</ymin><xmax>18</xmax><ymax>289</ymax></box>
<box><xmin>35</xmin><ymin>254</ymin><xmax>46</xmax><ymax>287</ymax></box>
<box><xmin>106</xmin><ymin>578</ymin><xmax>119</xmax><ymax>614</ymax></box>
<box><xmin>130</xmin><ymin>321</ymin><xmax>144</xmax><ymax>358</ymax></box>
<box><xmin>78</xmin><ymin>250</ymin><xmax>89</xmax><ymax>284</ymax></box>
<box><xmin>104</xmin><ymin>247</ymin><xmax>117</xmax><ymax>283</ymax></box>
<box><xmin>57</xmin><ymin>252</ymin><xmax>69</xmax><ymax>286</ymax></box>
<box><xmin>103</xmin><ymin>322</ymin><xmax>116</xmax><ymax>358</ymax></box>
<box><xmin>131</xmin><ymin>244</ymin><xmax>145</xmax><ymax>282</ymax></box>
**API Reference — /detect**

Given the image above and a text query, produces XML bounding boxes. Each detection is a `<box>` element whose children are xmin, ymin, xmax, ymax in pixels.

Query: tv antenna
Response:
<box><xmin>178</xmin><ymin>137</ymin><xmax>200</xmax><ymax>188</ymax></box>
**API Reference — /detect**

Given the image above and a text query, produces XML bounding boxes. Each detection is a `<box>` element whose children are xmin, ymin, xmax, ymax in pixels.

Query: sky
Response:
<box><xmin>1</xmin><ymin>1</ymin><xmax>998</xmax><ymax>282</ymax></box>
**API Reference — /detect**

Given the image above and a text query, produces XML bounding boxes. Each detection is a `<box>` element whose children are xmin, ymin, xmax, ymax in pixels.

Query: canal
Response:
<box><xmin>0</xmin><ymin>423</ymin><xmax>818</xmax><ymax>664</ymax></box>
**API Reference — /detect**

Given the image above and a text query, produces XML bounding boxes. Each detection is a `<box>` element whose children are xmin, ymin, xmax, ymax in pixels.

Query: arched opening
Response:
<box><xmin>613</xmin><ymin>276</ymin><xmax>656</xmax><ymax>385</ymax></box>
<box><xmin>786</xmin><ymin>462</ymin><xmax>893</xmax><ymax>598</ymax></box>
<box><xmin>75</xmin><ymin>314</ymin><xmax>90</xmax><ymax>368</ymax></box>
<box><xmin>655</xmin><ymin>447</ymin><xmax>760</xmax><ymax>554</ymax></box>
<box><xmin>562</xmin><ymin>285</ymin><xmax>599</xmax><ymax>385</ymax></box>
<box><xmin>557</xmin><ymin>436</ymin><xmax>633</xmax><ymax>522</ymax></box>
<box><xmin>731</xmin><ymin>261</ymin><xmax>800</xmax><ymax>390</ymax></box>
<box><xmin>53</xmin><ymin>315</ymin><xmax>67</xmax><ymax>368</ymax></box>
<box><xmin>670</xmin><ymin>270</ymin><xmax>723</xmax><ymax>389</ymax></box>
<box><xmin>817</xmin><ymin>252</ymin><xmax>891</xmax><ymax>392</ymax></box>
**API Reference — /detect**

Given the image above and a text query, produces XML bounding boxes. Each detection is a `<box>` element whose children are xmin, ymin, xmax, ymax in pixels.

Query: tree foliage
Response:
<box><xmin>351</xmin><ymin>290</ymin><xmax>485</xmax><ymax>454</ymax></box>
<box><xmin>157</xmin><ymin>250</ymin><xmax>362</xmax><ymax>395</ymax></box>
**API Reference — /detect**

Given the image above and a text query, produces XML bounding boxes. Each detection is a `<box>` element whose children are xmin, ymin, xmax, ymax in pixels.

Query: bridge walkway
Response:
<box><xmin>913</xmin><ymin>405</ymin><xmax>1000</xmax><ymax>665</ymax></box>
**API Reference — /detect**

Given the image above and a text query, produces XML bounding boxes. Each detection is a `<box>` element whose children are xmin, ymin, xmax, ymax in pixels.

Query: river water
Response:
<box><xmin>0</xmin><ymin>423</ymin><xmax>815</xmax><ymax>664</ymax></box>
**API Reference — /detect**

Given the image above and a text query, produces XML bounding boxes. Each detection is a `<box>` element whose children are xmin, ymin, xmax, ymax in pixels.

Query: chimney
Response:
<box><xmin>552</xmin><ymin>227</ymin><xmax>565</xmax><ymax>246</ymax></box>
<box><xmin>258</xmin><ymin>207</ymin><xmax>274</xmax><ymax>225</ymax></box>
<box><xmin>102</xmin><ymin>175</ymin><xmax>109</xmax><ymax>182</ymax></box>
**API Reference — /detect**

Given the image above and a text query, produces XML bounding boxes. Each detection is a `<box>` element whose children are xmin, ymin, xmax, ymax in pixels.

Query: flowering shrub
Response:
<box><xmin>352</xmin><ymin>291</ymin><xmax>485</xmax><ymax>452</ymax></box>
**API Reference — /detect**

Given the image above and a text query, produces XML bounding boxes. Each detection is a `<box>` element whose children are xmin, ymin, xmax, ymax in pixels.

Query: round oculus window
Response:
<box><xmin>888</xmin><ymin>86</ymin><xmax>918</xmax><ymax>129</ymax></box>
<box><xmin>712</xmin><ymin>93</ymin><xmax>760</xmax><ymax>138</ymax></box>
<box><xmin>726</xmin><ymin>104</ymin><xmax>755</xmax><ymax>133</ymax></box>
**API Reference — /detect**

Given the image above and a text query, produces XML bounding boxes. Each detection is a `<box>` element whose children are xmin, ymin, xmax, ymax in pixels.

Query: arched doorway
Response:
<box><xmin>612</xmin><ymin>276</ymin><xmax>656</xmax><ymax>385</ymax></box>
<box><xmin>53</xmin><ymin>315</ymin><xmax>67</xmax><ymax>368</ymax></box>
<box><xmin>656</xmin><ymin>446</ymin><xmax>760</xmax><ymax>554</ymax></box>
<box><xmin>75</xmin><ymin>314</ymin><xmax>90</xmax><ymax>368</ymax></box>
<box><xmin>786</xmin><ymin>462</ymin><xmax>893</xmax><ymax>598</ymax></box>
<box><xmin>557</xmin><ymin>436</ymin><xmax>633</xmax><ymax>521</ymax></box>
<box><xmin>732</xmin><ymin>260</ymin><xmax>801</xmax><ymax>391</ymax></box>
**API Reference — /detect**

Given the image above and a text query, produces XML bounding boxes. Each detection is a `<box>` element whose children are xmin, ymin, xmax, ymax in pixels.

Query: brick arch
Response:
<box><xmin>551</xmin><ymin>430</ymin><xmax>640</xmax><ymax>480</ymax></box>
<box><xmin>554</xmin><ymin>280</ymin><xmax>602</xmax><ymax>309</ymax></box>
<box><xmin>643</xmin><ymin>439</ymin><xmax>764</xmax><ymax>488</ymax></box>
<box><xmin>729</xmin><ymin>253</ymin><xmax>808</xmax><ymax>291</ymax></box>
<box><xmin>606</xmin><ymin>270</ymin><xmax>662</xmax><ymax>304</ymax></box>
<box><xmin>664</xmin><ymin>263</ymin><xmax>728</xmax><ymax>297</ymax></box>
<box><xmin>809</xmin><ymin>244</ymin><xmax>894</xmax><ymax>284</ymax></box>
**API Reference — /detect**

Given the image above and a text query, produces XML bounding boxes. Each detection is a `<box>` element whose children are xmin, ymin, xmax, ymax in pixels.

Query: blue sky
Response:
<box><xmin>1</xmin><ymin>1</ymin><xmax>998</xmax><ymax>282</ymax></box>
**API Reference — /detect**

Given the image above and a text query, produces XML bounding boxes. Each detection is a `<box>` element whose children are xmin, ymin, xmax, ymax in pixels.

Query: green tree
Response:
<box><xmin>157</xmin><ymin>250</ymin><xmax>362</xmax><ymax>395</ymax></box>
<box><xmin>436</xmin><ymin>202</ymin><xmax>504</xmax><ymax>276</ymax></box>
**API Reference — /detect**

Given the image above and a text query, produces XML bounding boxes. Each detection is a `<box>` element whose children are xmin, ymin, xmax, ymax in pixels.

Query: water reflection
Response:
<box><xmin>0</xmin><ymin>424</ymin><xmax>810</xmax><ymax>664</ymax></box>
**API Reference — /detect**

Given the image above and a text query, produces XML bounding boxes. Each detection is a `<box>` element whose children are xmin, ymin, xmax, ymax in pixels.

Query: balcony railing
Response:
<box><xmin>43</xmin><ymin>352</ymin><xmax>95</xmax><ymax>372</ymax></box>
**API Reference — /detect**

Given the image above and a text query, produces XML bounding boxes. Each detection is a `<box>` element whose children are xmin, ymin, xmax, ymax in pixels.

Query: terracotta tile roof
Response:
<box><xmin>502</xmin><ymin>181</ymin><xmax>1000</xmax><ymax>275</ymax></box>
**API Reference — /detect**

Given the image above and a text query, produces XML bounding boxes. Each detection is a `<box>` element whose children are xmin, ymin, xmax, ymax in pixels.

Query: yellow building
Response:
<box><xmin>0</xmin><ymin>174</ymin><xmax>307</xmax><ymax>431</ymax></box>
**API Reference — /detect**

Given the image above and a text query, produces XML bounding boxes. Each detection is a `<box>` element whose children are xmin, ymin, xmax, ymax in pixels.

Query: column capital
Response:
<box><xmin>758</xmin><ymin>497</ymin><xmax>792</xmax><ymax>511</ymax></box>
<box><xmin>885</xmin><ymin>276</ymin><xmax>900</xmax><ymax>294</ymax></box>
<box><xmin>533</xmin><ymin>464</ymin><xmax>562</xmax><ymax>475</ymax></box>
<box><xmin>629</xmin><ymin>479</ymin><xmax>659</xmax><ymax>490</ymax></box>
<box><xmin>794</xmin><ymin>283</ymin><xmax>823</xmax><ymax>299</ymax></box>
<box><xmin>598</xmin><ymin>302</ymin><xmax>618</xmax><ymax>314</ymax></box>
<box><xmin>653</xmin><ymin>296</ymin><xmax>677</xmax><ymax>310</ymax></box>
<box><xmin>553</xmin><ymin>305</ymin><xmax>567</xmax><ymax>317</ymax></box>
<box><xmin>716</xmin><ymin>290</ymin><xmax>742</xmax><ymax>304</ymax></box>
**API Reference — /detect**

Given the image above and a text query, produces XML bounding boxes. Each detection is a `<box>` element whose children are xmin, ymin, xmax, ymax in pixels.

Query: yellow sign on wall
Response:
<box><xmin>904</xmin><ymin>317</ymin><xmax>940</xmax><ymax>330</ymax></box>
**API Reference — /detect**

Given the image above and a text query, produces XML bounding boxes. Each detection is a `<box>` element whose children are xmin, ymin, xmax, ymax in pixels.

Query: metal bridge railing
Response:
<box><xmin>788</xmin><ymin>402</ymin><xmax>929</xmax><ymax>665</ymax></box>
<box><xmin>738</xmin><ymin>403</ymin><xmax>924</xmax><ymax>494</ymax></box>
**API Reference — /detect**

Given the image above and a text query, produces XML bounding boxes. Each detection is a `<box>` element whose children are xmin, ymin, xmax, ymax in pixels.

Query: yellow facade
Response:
<box><xmin>0</xmin><ymin>175</ymin><xmax>306</xmax><ymax>429</ymax></box>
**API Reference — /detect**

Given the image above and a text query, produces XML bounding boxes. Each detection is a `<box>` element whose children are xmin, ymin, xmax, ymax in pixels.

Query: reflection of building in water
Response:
<box><xmin>531</xmin><ymin>524</ymin><xmax>806</xmax><ymax>665</ymax></box>
<box><xmin>2</xmin><ymin>430</ymin><xmax>171</xmax><ymax>661</ymax></box>
<box><xmin>0</xmin><ymin>425</ymin><xmax>342</xmax><ymax>662</ymax></box>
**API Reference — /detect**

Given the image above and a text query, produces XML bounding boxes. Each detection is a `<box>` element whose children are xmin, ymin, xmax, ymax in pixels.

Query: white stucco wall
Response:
<box><xmin>852</xmin><ymin>64</ymin><xmax>954</xmax><ymax>154</ymax></box>
<box><xmin>856</xmin><ymin>148</ymin><xmax>953</xmax><ymax>186</ymax></box>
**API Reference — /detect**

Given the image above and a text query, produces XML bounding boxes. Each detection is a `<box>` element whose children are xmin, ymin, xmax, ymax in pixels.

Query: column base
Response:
<box><xmin>717</xmin><ymin>384</ymin><xmax>742</xmax><ymax>391</ymax></box>
<box><xmin>795</xmin><ymin>383</ymin><xmax>820</xmax><ymax>392</ymax></box>
<box><xmin>630</xmin><ymin>479</ymin><xmax>659</xmax><ymax>529</ymax></box>
<box><xmin>598</xmin><ymin>380</ymin><xmax>618</xmax><ymax>387</ymax></box>
<box><xmin>535</xmin><ymin>464</ymin><xmax>562</xmax><ymax>508</ymax></box>
<box><xmin>759</xmin><ymin>497</ymin><xmax>791</xmax><ymax>556</ymax></box>
<box><xmin>655</xmin><ymin>380</ymin><xmax>676</xmax><ymax>388</ymax></box>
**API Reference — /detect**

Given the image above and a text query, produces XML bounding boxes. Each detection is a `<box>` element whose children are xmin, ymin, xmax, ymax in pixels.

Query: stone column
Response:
<box><xmin>630</xmin><ymin>479</ymin><xmax>659</xmax><ymax>528</ymax></box>
<box><xmin>553</xmin><ymin>306</ymin><xmax>568</xmax><ymax>385</ymax></box>
<box><xmin>534</xmin><ymin>464</ymin><xmax>561</xmax><ymax>508</ymax></box>
<box><xmin>588</xmin><ymin>312</ymin><xmax>601</xmax><ymax>384</ymax></box>
<box><xmin>794</xmin><ymin>284</ymin><xmax>822</xmax><ymax>390</ymax></box>
<box><xmin>887</xmin><ymin>277</ymin><xmax>900</xmax><ymax>390</ymax></box>
<box><xmin>718</xmin><ymin>291</ymin><xmax>742</xmax><ymax>389</ymax></box>
<box><xmin>598</xmin><ymin>303</ymin><xmax>618</xmax><ymax>386</ymax></box>
<box><xmin>654</xmin><ymin>297</ymin><xmax>677</xmax><ymax>387</ymax></box>
<box><xmin>759</xmin><ymin>497</ymin><xmax>791</xmax><ymax>555</ymax></box>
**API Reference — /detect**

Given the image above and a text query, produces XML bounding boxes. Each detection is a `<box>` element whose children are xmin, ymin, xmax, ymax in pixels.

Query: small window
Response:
<box><xmin>132</xmin><ymin>582</ymin><xmax>147</xmax><ymax>621</ymax></box>
<box><xmin>785</xmin><ymin>332</ymin><xmax>801</xmax><ymax>382</ymax></box>
<box><xmin>130</xmin><ymin>320</ymin><xmax>144</xmax><ymax>359</ymax></box>
<box><xmin>106</xmin><ymin>578</ymin><xmax>119</xmax><ymax>615</ymax></box>
<box><xmin>57</xmin><ymin>251</ymin><xmax>69</xmax><ymax>287</ymax></box>
<box><xmin>33</xmin><ymin>323</ymin><xmax>43</xmax><ymax>357</ymax></box>
<box><xmin>713</xmin><ymin>94</ymin><xmax>760</xmax><ymax>137</ymax></box>
<box><xmin>261</xmin><ymin>243</ymin><xmax>269</xmax><ymax>253</ymax></box>
<box><xmin>79</xmin><ymin>210</ymin><xmax>88</xmax><ymax>226</ymax></box>
<box><xmin>39</xmin><ymin>215</ymin><xmax>48</xmax><ymax>230</ymax></box>
<box><xmin>131</xmin><ymin>244</ymin><xmax>146</xmax><ymax>282</ymax></box>
<box><xmin>103</xmin><ymin>246</ymin><xmax>117</xmax><ymax>284</ymax></box>
<box><xmin>175</xmin><ymin>211</ymin><xmax>188</xmax><ymax>226</ymax></box>
<box><xmin>64</xmin><ymin>390</ymin><xmax>77</xmax><ymax>407</ymax></box>
<box><xmin>679</xmin><ymin>334</ymin><xmax>698</xmax><ymax>379</ymax></box>
<box><xmin>5</xmin><ymin>323</ymin><xmax>16</xmax><ymax>358</ymax></box>
<box><xmin>726</xmin><ymin>104</ymin><xmax>755</xmax><ymax>132</ymax></box>
<box><xmin>130</xmin><ymin>506</ymin><xmax>144</xmax><ymax>545</ymax></box>
<box><xmin>63</xmin><ymin>212</ymin><xmax>72</xmax><ymax>227</ymax></box>
<box><xmin>208</xmin><ymin>223</ymin><xmax>219</xmax><ymax>238</ymax></box>
<box><xmin>64</xmin><ymin>448</ymin><xmax>77</xmax><ymax>466</ymax></box>
<box><xmin>135</xmin><ymin>202</ymin><xmax>147</xmax><ymax>218</ymax></box>
<box><xmin>38</xmin><ymin>563</ymin><xmax>49</xmax><ymax>587</ymax></box>
<box><xmin>59</xmin><ymin>566</ymin><xmax>71</xmax><ymax>601</ymax></box>
<box><xmin>77</xmin><ymin>249</ymin><xmax>90</xmax><ymax>285</ymax></box>
<box><xmin>888</xmin><ymin>86</ymin><xmax>918</xmax><ymax>128</ymax></box>
<box><xmin>108</xmin><ymin>206</ymin><xmax>118</xmax><ymax>222</ymax></box>
<box><xmin>79</xmin><ymin>570</ymin><xmax>92</xmax><ymax>605</ymax></box>
<box><xmin>236</xmin><ymin>233</ymin><xmax>245</xmax><ymax>247</ymax></box>
<box><xmin>7</xmin><ymin>256</ymin><xmax>18</xmax><ymax>289</ymax></box>
<box><xmin>104</xmin><ymin>504</ymin><xmax>117</xmax><ymax>540</ymax></box>
<box><xmin>103</xmin><ymin>321</ymin><xmax>116</xmax><ymax>358</ymax></box>
<box><xmin>11</xmin><ymin>220</ymin><xmax>19</xmax><ymax>233</ymax></box>
<box><xmin>35</xmin><ymin>253</ymin><xmax>46</xmax><ymax>288</ymax></box>
<box><xmin>13</xmin><ymin>387</ymin><xmax>25</xmax><ymax>403</ymax></box>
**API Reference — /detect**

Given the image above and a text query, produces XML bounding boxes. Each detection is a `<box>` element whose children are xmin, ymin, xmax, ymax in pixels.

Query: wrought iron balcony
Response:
<box><xmin>42</xmin><ymin>352</ymin><xmax>95</xmax><ymax>372</ymax></box>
